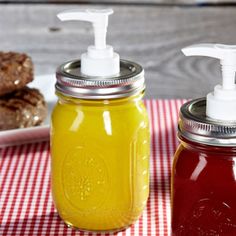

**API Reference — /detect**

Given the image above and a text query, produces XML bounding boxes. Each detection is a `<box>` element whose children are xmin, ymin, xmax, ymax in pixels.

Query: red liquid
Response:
<box><xmin>172</xmin><ymin>138</ymin><xmax>236</xmax><ymax>235</ymax></box>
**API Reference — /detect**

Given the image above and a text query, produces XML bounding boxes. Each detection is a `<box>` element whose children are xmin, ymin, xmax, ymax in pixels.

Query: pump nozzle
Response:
<box><xmin>182</xmin><ymin>43</ymin><xmax>236</xmax><ymax>121</ymax></box>
<box><xmin>57</xmin><ymin>9</ymin><xmax>120</xmax><ymax>77</ymax></box>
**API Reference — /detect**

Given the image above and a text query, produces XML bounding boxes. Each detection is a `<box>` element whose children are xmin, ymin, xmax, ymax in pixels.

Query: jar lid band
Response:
<box><xmin>179</xmin><ymin>98</ymin><xmax>236</xmax><ymax>146</ymax></box>
<box><xmin>56</xmin><ymin>59</ymin><xmax>145</xmax><ymax>99</ymax></box>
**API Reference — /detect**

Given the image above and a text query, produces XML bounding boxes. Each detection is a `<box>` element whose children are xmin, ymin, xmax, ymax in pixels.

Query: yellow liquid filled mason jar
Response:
<box><xmin>51</xmin><ymin>59</ymin><xmax>150</xmax><ymax>232</ymax></box>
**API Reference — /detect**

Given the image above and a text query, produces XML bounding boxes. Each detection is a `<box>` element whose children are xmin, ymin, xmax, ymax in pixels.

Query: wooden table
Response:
<box><xmin>1</xmin><ymin>0</ymin><xmax>236</xmax><ymax>98</ymax></box>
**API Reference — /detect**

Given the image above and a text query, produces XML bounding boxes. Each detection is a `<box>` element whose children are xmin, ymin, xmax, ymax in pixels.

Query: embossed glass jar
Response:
<box><xmin>51</xmin><ymin>60</ymin><xmax>150</xmax><ymax>232</ymax></box>
<box><xmin>172</xmin><ymin>98</ymin><xmax>236</xmax><ymax>235</ymax></box>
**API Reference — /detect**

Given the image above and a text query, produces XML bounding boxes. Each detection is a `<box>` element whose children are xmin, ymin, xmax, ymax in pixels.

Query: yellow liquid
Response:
<box><xmin>51</xmin><ymin>92</ymin><xmax>150</xmax><ymax>232</ymax></box>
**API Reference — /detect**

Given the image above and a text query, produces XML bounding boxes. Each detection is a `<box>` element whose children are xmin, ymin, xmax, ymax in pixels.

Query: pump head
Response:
<box><xmin>57</xmin><ymin>9</ymin><xmax>120</xmax><ymax>77</ymax></box>
<box><xmin>182</xmin><ymin>43</ymin><xmax>236</xmax><ymax>121</ymax></box>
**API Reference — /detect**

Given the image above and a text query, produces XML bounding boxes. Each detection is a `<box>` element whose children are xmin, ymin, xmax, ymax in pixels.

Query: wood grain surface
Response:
<box><xmin>1</xmin><ymin>4</ymin><xmax>236</xmax><ymax>98</ymax></box>
<box><xmin>1</xmin><ymin>1</ymin><xmax>236</xmax><ymax>4</ymax></box>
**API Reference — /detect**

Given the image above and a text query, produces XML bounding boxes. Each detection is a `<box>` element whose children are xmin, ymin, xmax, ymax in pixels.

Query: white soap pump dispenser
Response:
<box><xmin>57</xmin><ymin>9</ymin><xmax>120</xmax><ymax>77</ymax></box>
<box><xmin>182</xmin><ymin>43</ymin><xmax>236</xmax><ymax>121</ymax></box>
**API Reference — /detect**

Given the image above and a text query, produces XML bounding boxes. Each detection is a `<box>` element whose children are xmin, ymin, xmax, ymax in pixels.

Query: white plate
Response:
<box><xmin>0</xmin><ymin>74</ymin><xmax>57</xmax><ymax>147</ymax></box>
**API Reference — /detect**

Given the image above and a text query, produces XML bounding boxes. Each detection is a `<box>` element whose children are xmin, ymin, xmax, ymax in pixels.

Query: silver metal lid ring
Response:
<box><xmin>179</xmin><ymin>98</ymin><xmax>236</xmax><ymax>146</ymax></box>
<box><xmin>56</xmin><ymin>59</ymin><xmax>145</xmax><ymax>99</ymax></box>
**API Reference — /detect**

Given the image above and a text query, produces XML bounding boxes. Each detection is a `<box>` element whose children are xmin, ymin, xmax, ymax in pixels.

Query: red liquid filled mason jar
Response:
<box><xmin>172</xmin><ymin>43</ymin><xmax>236</xmax><ymax>235</ymax></box>
<box><xmin>172</xmin><ymin>98</ymin><xmax>236</xmax><ymax>235</ymax></box>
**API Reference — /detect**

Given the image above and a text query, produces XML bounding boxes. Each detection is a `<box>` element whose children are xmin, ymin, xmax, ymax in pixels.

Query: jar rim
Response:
<box><xmin>55</xmin><ymin>59</ymin><xmax>145</xmax><ymax>100</ymax></box>
<box><xmin>179</xmin><ymin>98</ymin><xmax>236</xmax><ymax>147</ymax></box>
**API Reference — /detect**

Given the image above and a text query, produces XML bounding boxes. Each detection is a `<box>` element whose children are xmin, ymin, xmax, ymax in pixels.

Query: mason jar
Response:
<box><xmin>172</xmin><ymin>98</ymin><xmax>236</xmax><ymax>235</ymax></box>
<box><xmin>51</xmin><ymin>59</ymin><xmax>150</xmax><ymax>232</ymax></box>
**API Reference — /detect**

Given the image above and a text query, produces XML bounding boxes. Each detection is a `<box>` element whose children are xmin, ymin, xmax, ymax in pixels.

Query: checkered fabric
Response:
<box><xmin>0</xmin><ymin>99</ymin><xmax>186</xmax><ymax>235</ymax></box>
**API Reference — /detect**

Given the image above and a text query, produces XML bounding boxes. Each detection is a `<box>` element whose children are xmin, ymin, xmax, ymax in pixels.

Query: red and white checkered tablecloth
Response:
<box><xmin>0</xmin><ymin>99</ymin><xmax>186</xmax><ymax>236</ymax></box>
